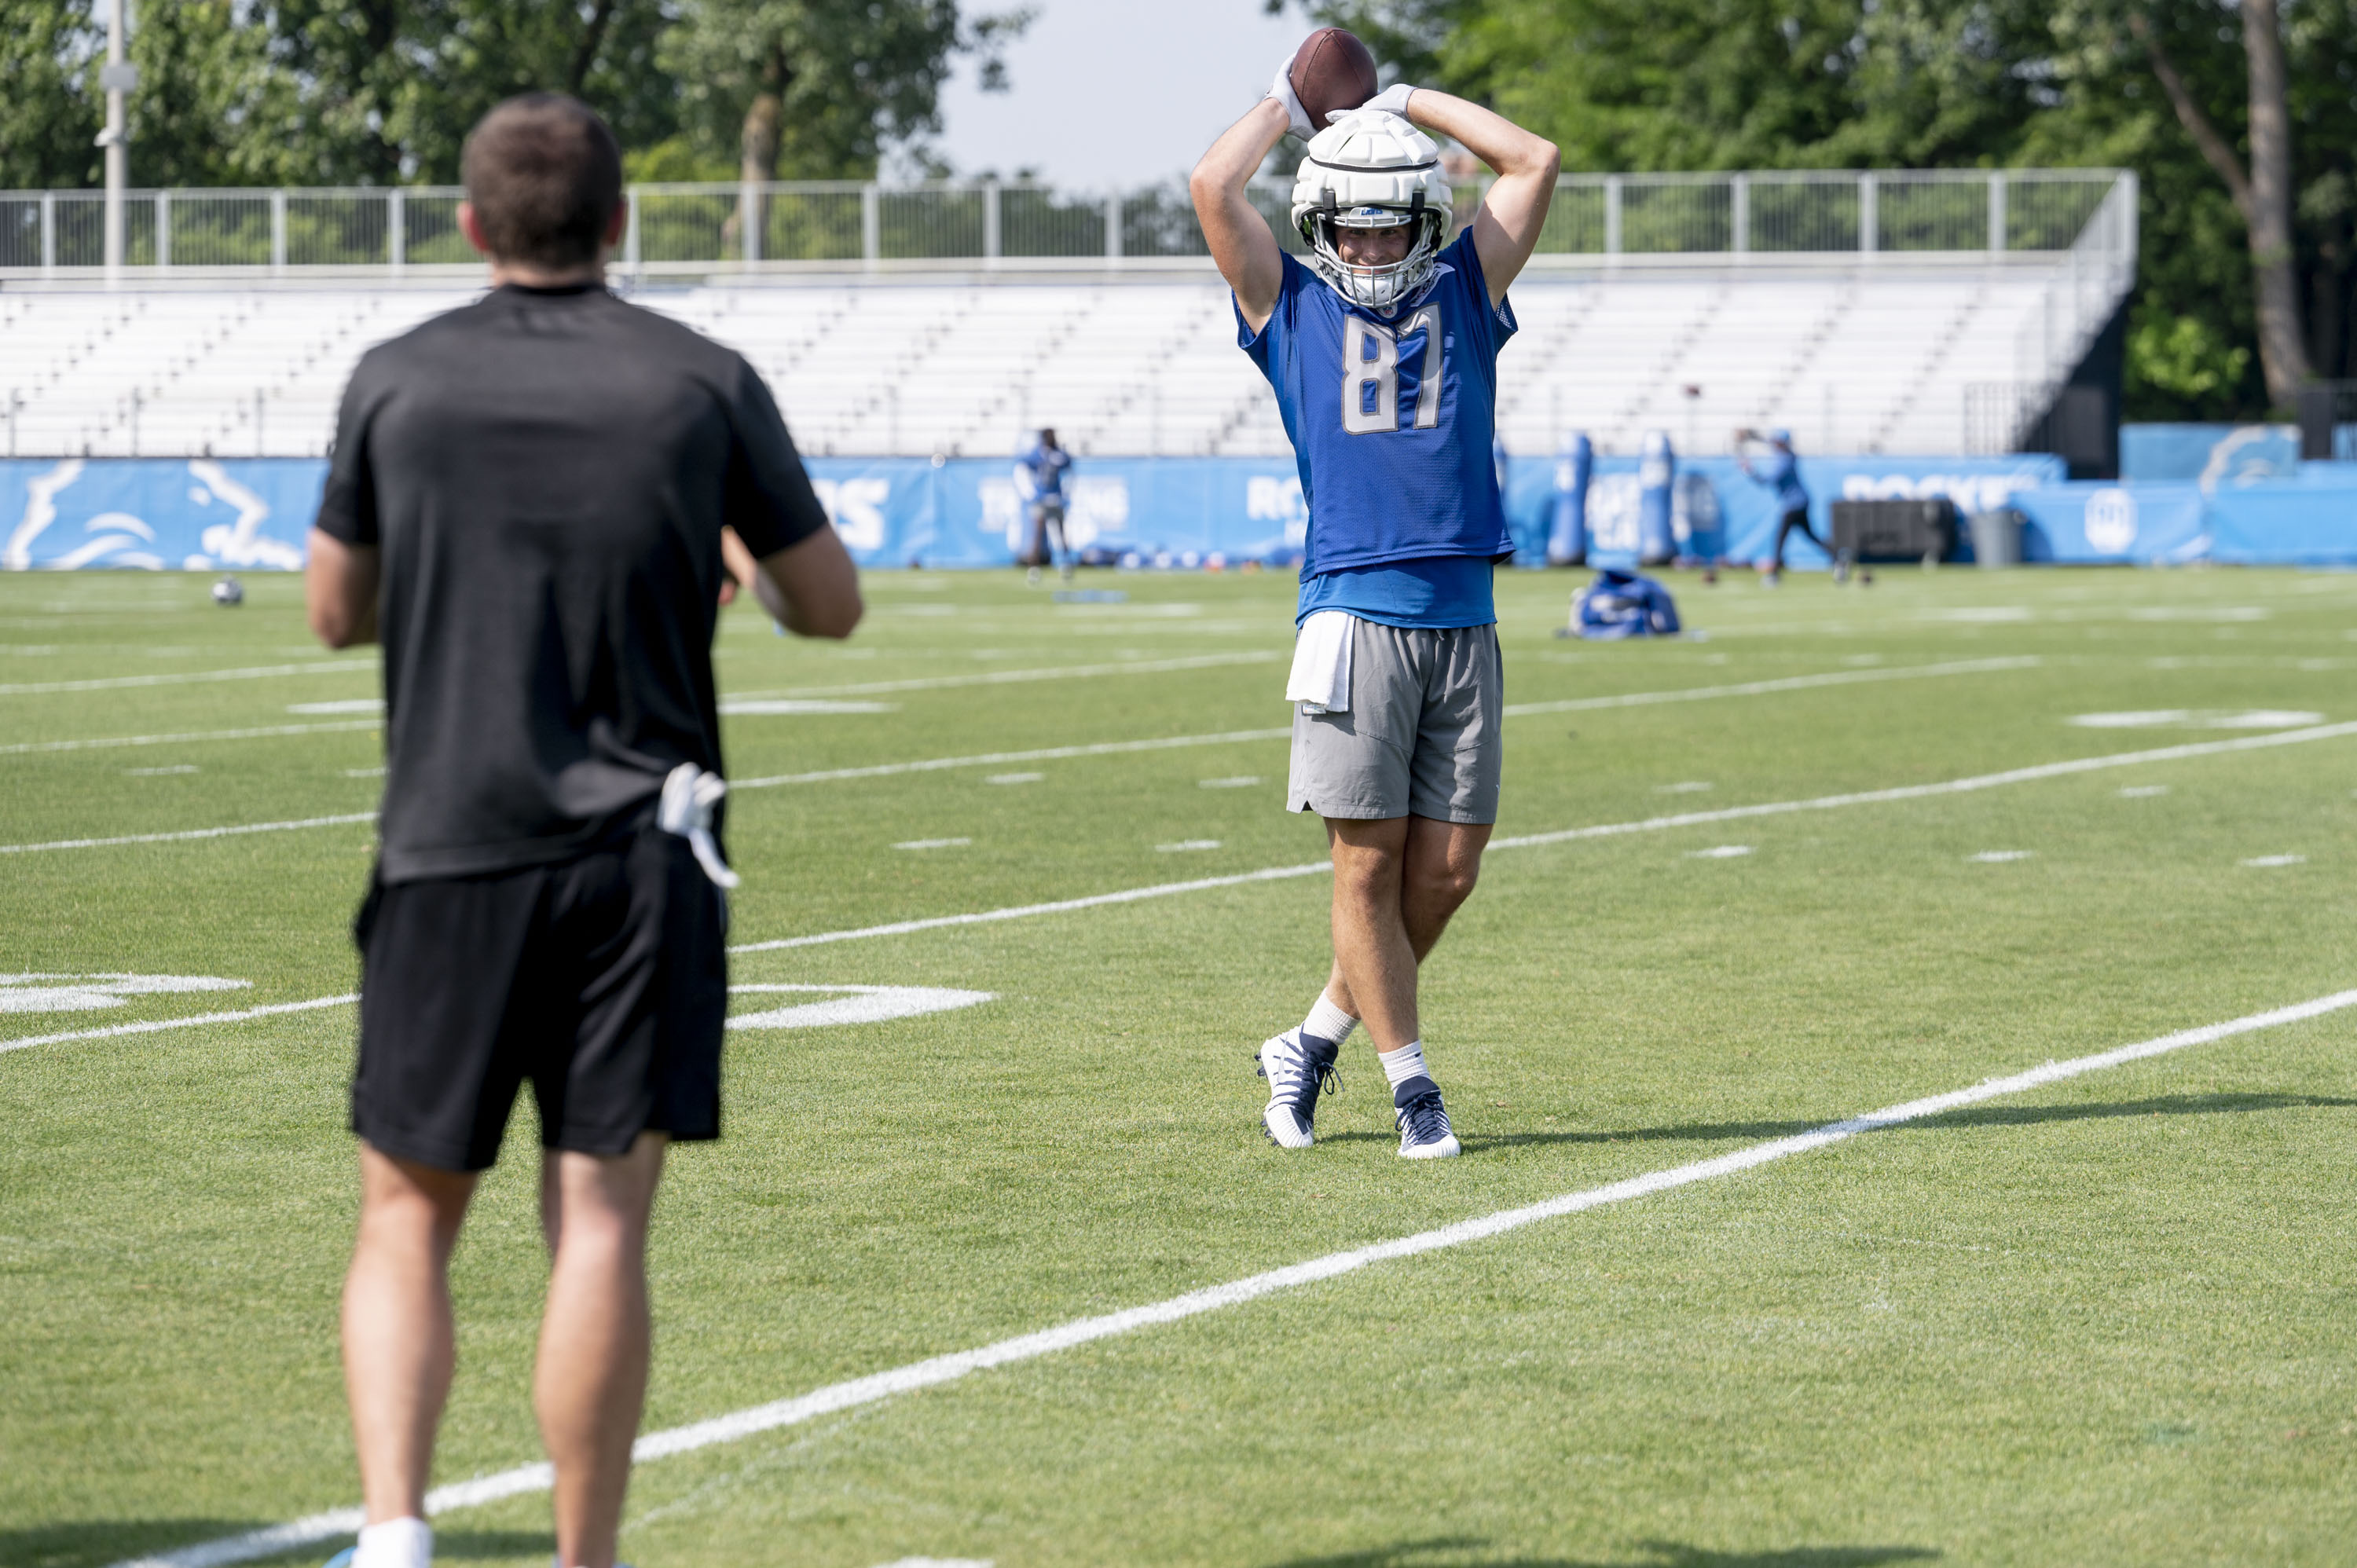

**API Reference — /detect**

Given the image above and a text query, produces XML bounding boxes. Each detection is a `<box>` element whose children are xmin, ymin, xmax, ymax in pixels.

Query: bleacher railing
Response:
<box><xmin>0</xmin><ymin>169</ymin><xmax>2128</xmax><ymax>277</ymax></box>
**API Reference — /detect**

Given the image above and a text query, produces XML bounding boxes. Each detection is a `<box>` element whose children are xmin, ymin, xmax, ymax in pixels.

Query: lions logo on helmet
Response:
<box><xmin>1291</xmin><ymin>110</ymin><xmax>1453</xmax><ymax>312</ymax></box>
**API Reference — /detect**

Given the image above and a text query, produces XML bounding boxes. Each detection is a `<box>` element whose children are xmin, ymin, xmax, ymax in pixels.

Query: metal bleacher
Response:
<box><xmin>0</xmin><ymin>170</ymin><xmax>2135</xmax><ymax>463</ymax></box>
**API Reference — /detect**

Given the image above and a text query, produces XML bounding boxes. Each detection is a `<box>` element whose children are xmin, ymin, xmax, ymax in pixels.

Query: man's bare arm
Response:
<box><xmin>306</xmin><ymin>529</ymin><xmax>381</xmax><ymax>648</ymax></box>
<box><xmin>739</xmin><ymin>524</ymin><xmax>863</xmax><ymax>639</ymax></box>
<box><xmin>1189</xmin><ymin>97</ymin><xmax>1292</xmax><ymax>333</ymax></box>
<box><xmin>1399</xmin><ymin>90</ymin><xmax>1559</xmax><ymax>306</ymax></box>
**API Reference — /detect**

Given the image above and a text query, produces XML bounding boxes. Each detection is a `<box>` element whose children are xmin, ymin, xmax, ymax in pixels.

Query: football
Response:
<box><xmin>211</xmin><ymin>576</ymin><xmax>244</xmax><ymax>606</ymax></box>
<box><xmin>1288</xmin><ymin>27</ymin><xmax>1379</xmax><ymax>133</ymax></box>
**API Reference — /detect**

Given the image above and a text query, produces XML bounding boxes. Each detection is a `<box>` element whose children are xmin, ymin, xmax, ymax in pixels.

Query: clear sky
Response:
<box><xmin>929</xmin><ymin>0</ymin><xmax>1308</xmax><ymax>189</ymax></box>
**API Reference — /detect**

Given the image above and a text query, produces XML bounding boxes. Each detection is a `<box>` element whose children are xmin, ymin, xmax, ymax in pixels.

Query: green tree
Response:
<box><xmin>0</xmin><ymin>0</ymin><xmax>101</xmax><ymax>188</ymax></box>
<box><xmin>1284</xmin><ymin>0</ymin><xmax>2355</xmax><ymax>416</ymax></box>
<box><xmin>659</xmin><ymin>0</ymin><xmax>1029</xmax><ymax>183</ymax></box>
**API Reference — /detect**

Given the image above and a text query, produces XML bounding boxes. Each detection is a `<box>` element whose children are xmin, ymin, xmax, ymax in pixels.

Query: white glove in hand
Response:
<box><xmin>1268</xmin><ymin>57</ymin><xmax>1314</xmax><ymax>141</ymax></box>
<box><xmin>1331</xmin><ymin>82</ymin><xmax>1417</xmax><ymax>125</ymax></box>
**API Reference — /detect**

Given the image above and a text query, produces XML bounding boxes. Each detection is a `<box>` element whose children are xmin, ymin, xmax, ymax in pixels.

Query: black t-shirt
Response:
<box><xmin>317</xmin><ymin>282</ymin><xmax>829</xmax><ymax>885</ymax></box>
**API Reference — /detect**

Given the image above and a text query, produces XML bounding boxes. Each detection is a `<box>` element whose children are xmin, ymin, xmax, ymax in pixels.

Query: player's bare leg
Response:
<box><xmin>537</xmin><ymin>1131</ymin><xmax>667</xmax><ymax>1568</ymax></box>
<box><xmin>1321</xmin><ymin>815</ymin><xmax>1490</xmax><ymax>1039</ymax></box>
<box><xmin>1314</xmin><ymin>815</ymin><xmax>1483</xmax><ymax>1156</ymax></box>
<box><xmin>342</xmin><ymin>1145</ymin><xmax>479</xmax><ymax>1532</ymax></box>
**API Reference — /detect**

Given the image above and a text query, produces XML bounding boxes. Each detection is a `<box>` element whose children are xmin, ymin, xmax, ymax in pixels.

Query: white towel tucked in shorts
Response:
<box><xmin>1285</xmin><ymin>610</ymin><xmax>1354</xmax><ymax>714</ymax></box>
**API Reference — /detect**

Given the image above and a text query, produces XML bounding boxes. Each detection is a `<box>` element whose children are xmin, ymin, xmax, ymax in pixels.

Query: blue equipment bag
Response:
<box><xmin>1570</xmin><ymin>567</ymin><xmax>1681</xmax><ymax>639</ymax></box>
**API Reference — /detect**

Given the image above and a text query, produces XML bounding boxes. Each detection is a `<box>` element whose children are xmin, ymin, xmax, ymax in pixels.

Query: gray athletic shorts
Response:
<box><xmin>1288</xmin><ymin>618</ymin><xmax>1504</xmax><ymax>823</ymax></box>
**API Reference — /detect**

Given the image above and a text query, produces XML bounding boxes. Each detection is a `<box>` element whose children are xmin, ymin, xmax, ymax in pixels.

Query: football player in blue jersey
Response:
<box><xmin>1014</xmin><ymin>427</ymin><xmax>1075</xmax><ymax>583</ymax></box>
<box><xmin>1190</xmin><ymin>61</ymin><xmax>1558</xmax><ymax>1160</ymax></box>
<box><xmin>1736</xmin><ymin>427</ymin><xmax>1831</xmax><ymax>584</ymax></box>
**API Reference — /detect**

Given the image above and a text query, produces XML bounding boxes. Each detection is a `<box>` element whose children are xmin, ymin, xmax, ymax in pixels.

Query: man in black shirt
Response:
<box><xmin>306</xmin><ymin>93</ymin><xmax>860</xmax><ymax>1568</ymax></box>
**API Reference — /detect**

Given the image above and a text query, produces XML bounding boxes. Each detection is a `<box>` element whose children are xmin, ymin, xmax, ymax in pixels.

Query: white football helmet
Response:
<box><xmin>1290</xmin><ymin>109</ymin><xmax>1453</xmax><ymax>312</ymax></box>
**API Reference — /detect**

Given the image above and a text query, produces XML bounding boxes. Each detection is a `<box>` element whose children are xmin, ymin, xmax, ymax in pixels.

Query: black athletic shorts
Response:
<box><xmin>350</xmin><ymin>826</ymin><xmax>728</xmax><ymax>1172</ymax></box>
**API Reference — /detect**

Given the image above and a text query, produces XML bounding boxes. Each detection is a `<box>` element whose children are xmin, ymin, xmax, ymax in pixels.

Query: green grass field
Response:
<box><xmin>4</xmin><ymin>561</ymin><xmax>2355</xmax><ymax>1568</ymax></box>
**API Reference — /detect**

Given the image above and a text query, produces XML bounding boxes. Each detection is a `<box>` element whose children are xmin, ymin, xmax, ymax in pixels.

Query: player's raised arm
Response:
<box><xmin>1189</xmin><ymin>95</ymin><xmax>1292</xmax><ymax>332</ymax></box>
<box><xmin>1387</xmin><ymin>90</ymin><xmax>1559</xmax><ymax>306</ymax></box>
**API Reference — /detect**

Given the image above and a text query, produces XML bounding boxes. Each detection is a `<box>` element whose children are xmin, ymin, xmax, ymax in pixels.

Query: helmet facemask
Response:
<box><xmin>1301</xmin><ymin>191</ymin><xmax>1446</xmax><ymax>313</ymax></box>
<box><xmin>1290</xmin><ymin>111</ymin><xmax>1453</xmax><ymax>314</ymax></box>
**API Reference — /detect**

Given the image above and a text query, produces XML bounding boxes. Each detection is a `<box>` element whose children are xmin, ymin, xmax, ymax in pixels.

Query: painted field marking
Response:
<box><xmin>734</xmin><ymin>729</ymin><xmax>1289</xmax><ymax>789</ymax></box>
<box><xmin>727</xmin><ymin>984</ymin><xmax>994</xmax><ymax>1030</ymax></box>
<box><xmin>2070</xmin><ymin>709</ymin><xmax>2326</xmax><ymax>730</ymax></box>
<box><xmin>1</xmin><ymin>658</ymin><xmax>2025</xmax><ymax>788</ymax></box>
<box><xmin>1497</xmin><ymin>655</ymin><xmax>2039</xmax><ymax>719</ymax></box>
<box><xmin>0</xmin><ymin>720</ymin><xmax>379</xmax><ymax>757</ymax></box>
<box><xmin>1157</xmin><ymin>840</ymin><xmax>1222</xmax><ymax>852</ymax></box>
<box><xmin>0</xmin><ymin>984</ymin><xmax>990</xmax><ymax>1057</ymax></box>
<box><xmin>1656</xmin><ymin>781</ymin><xmax>1714</xmax><ymax>793</ymax></box>
<box><xmin>2242</xmin><ymin>855</ymin><xmax>2308</xmax><ymax>868</ymax></box>
<box><xmin>110</xmin><ymin>986</ymin><xmax>2357</xmax><ymax>1568</ymax></box>
<box><xmin>984</xmin><ymin>772</ymin><xmax>1043</xmax><ymax>785</ymax></box>
<box><xmin>721</xmin><ymin>699</ymin><xmax>899</xmax><ymax>716</ymax></box>
<box><xmin>730</xmin><ymin>721</ymin><xmax>2357</xmax><ymax>954</ymax></box>
<box><xmin>732</xmin><ymin>657</ymin><xmax>2038</xmax><ymax>791</ymax></box>
<box><xmin>0</xmin><ymin>661</ymin><xmax>374</xmax><ymax>698</ymax></box>
<box><xmin>126</xmin><ymin>764</ymin><xmax>200</xmax><ymax>776</ymax></box>
<box><xmin>0</xmin><ymin>973</ymin><xmax>249</xmax><ymax>1015</ymax></box>
<box><xmin>0</xmin><ymin>993</ymin><xmax>357</xmax><ymax>1056</ymax></box>
<box><xmin>1969</xmin><ymin>852</ymin><xmax>2034</xmax><ymax>863</ymax></box>
<box><xmin>2119</xmin><ymin>785</ymin><xmax>2171</xmax><ymax>798</ymax></box>
<box><xmin>0</xmin><ymin>813</ymin><xmax>375</xmax><ymax>856</ymax></box>
<box><xmin>288</xmin><ymin>699</ymin><xmax>384</xmax><ymax>716</ymax></box>
<box><xmin>725</xmin><ymin>651</ymin><xmax>1278</xmax><ymax>702</ymax></box>
<box><xmin>894</xmin><ymin>838</ymin><xmax>972</xmax><ymax>851</ymax></box>
<box><xmin>1687</xmin><ymin>845</ymin><xmax>1752</xmax><ymax>859</ymax></box>
<box><xmin>1199</xmin><ymin>776</ymin><xmax>1263</xmax><ymax>789</ymax></box>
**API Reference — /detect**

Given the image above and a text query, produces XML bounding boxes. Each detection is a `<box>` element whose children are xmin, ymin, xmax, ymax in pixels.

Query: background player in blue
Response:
<box><xmin>1736</xmin><ymin>427</ymin><xmax>1831</xmax><ymax>584</ymax></box>
<box><xmin>1013</xmin><ymin>427</ymin><xmax>1074</xmax><ymax>584</ymax></box>
<box><xmin>1190</xmin><ymin>51</ymin><xmax>1557</xmax><ymax>1160</ymax></box>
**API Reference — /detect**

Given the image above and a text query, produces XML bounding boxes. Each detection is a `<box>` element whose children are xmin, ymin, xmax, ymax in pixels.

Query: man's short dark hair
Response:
<box><xmin>461</xmin><ymin>94</ymin><xmax>622</xmax><ymax>269</ymax></box>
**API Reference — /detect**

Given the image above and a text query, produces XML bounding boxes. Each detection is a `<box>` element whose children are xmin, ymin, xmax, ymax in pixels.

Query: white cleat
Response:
<box><xmin>1394</xmin><ymin>1079</ymin><xmax>1461</xmax><ymax>1159</ymax></box>
<box><xmin>1256</xmin><ymin>1028</ymin><xmax>1340</xmax><ymax>1149</ymax></box>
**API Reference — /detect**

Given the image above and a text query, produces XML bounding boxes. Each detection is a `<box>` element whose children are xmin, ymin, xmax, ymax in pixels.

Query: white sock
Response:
<box><xmin>1302</xmin><ymin>993</ymin><xmax>1357</xmax><ymax>1046</ymax></box>
<box><xmin>1377</xmin><ymin>1039</ymin><xmax>1429</xmax><ymax>1090</ymax></box>
<box><xmin>353</xmin><ymin>1517</ymin><xmax>431</xmax><ymax>1568</ymax></box>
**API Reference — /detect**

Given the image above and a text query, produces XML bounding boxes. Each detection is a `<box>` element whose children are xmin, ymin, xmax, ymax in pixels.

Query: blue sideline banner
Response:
<box><xmin>11</xmin><ymin>451</ymin><xmax>2345</xmax><ymax>571</ymax></box>
<box><xmin>1</xmin><ymin>458</ymin><xmax>325</xmax><ymax>572</ymax></box>
<box><xmin>2119</xmin><ymin>424</ymin><xmax>2300</xmax><ymax>485</ymax></box>
<box><xmin>1497</xmin><ymin>454</ymin><xmax>2067</xmax><ymax>569</ymax></box>
<box><xmin>2008</xmin><ymin>470</ymin><xmax>2357</xmax><ymax>565</ymax></box>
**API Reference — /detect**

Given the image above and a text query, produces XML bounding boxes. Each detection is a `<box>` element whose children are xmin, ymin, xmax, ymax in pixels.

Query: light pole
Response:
<box><xmin>98</xmin><ymin>0</ymin><xmax>139</xmax><ymax>280</ymax></box>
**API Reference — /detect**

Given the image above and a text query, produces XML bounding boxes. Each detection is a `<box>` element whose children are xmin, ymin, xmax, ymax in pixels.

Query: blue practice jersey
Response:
<box><xmin>1748</xmin><ymin>447</ymin><xmax>1809</xmax><ymax>512</ymax></box>
<box><xmin>1238</xmin><ymin>230</ymin><xmax>1516</xmax><ymax>585</ymax></box>
<box><xmin>1016</xmin><ymin>442</ymin><xmax>1070</xmax><ymax>500</ymax></box>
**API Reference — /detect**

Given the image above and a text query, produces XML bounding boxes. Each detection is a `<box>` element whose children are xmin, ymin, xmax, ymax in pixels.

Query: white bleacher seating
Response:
<box><xmin>0</xmin><ymin>259</ymin><xmax>2077</xmax><ymax>463</ymax></box>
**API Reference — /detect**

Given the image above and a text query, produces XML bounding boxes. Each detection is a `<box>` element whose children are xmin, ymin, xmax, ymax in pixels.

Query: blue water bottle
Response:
<box><xmin>1549</xmin><ymin>432</ymin><xmax>1591</xmax><ymax>566</ymax></box>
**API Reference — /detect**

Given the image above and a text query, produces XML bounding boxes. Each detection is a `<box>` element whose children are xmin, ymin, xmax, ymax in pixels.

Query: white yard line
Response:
<box><xmin>1497</xmin><ymin>654</ymin><xmax>2037</xmax><ymax>716</ymax></box>
<box><xmin>0</xmin><ymin>661</ymin><xmax>375</xmax><ymax>697</ymax></box>
<box><xmin>0</xmin><ymin>994</ymin><xmax>357</xmax><ymax>1055</ymax></box>
<box><xmin>0</xmin><ymin>720</ymin><xmax>380</xmax><ymax>757</ymax></box>
<box><xmin>0</xmin><ymin>813</ymin><xmax>375</xmax><ymax>856</ymax></box>
<box><xmin>734</xmin><ymin>658</ymin><xmax>2036</xmax><ymax>790</ymax></box>
<box><xmin>727</xmin><ymin>650</ymin><xmax>1280</xmax><ymax>700</ymax></box>
<box><xmin>0</xmin><ymin>657</ymin><xmax>2024</xmax><ymax>785</ymax></box>
<box><xmin>731</xmin><ymin>721</ymin><xmax>2357</xmax><ymax>953</ymax></box>
<box><xmin>109</xmin><ymin>986</ymin><xmax>2357</xmax><ymax>1568</ymax></box>
<box><xmin>734</xmin><ymin>729</ymin><xmax>1289</xmax><ymax>789</ymax></box>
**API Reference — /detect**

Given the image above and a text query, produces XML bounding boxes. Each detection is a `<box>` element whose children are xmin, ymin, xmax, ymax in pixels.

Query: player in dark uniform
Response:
<box><xmin>304</xmin><ymin>94</ymin><xmax>860</xmax><ymax>1568</ymax></box>
<box><xmin>1193</xmin><ymin>58</ymin><xmax>1557</xmax><ymax>1159</ymax></box>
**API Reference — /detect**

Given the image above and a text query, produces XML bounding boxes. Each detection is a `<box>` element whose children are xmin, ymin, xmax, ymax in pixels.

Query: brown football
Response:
<box><xmin>1288</xmin><ymin>27</ymin><xmax>1379</xmax><ymax>134</ymax></box>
